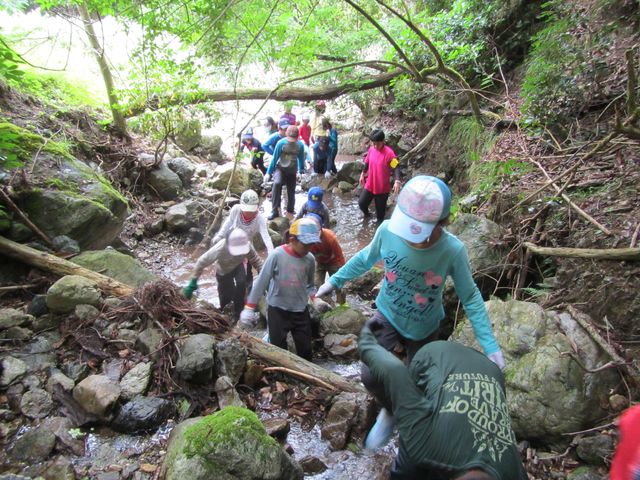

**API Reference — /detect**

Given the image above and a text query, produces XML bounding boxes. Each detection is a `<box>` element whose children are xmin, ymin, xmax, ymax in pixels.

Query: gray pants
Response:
<box><xmin>271</xmin><ymin>168</ymin><xmax>297</xmax><ymax>214</ymax></box>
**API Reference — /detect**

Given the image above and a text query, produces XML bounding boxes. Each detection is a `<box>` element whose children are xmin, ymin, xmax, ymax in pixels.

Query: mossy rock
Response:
<box><xmin>72</xmin><ymin>250</ymin><xmax>157</xmax><ymax>288</ymax></box>
<box><xmin>162</xmin><ymin>407</ymin><xmax>303</xmax><ymax>480</ymax></box>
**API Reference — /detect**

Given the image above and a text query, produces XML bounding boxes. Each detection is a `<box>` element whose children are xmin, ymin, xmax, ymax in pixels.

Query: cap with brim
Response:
<box><xmin>387</xmin><ymin>176</ymin><xmax>452</xmax><ymax>243</ymax></box>
<box><xmin>227</xmin><ymin>229</ymin><xmax>251</xmax><ymax>256</ymax></box>
<box><xmin>308</xmin><ymin>187</ymin><xmax>323</xmax><ymax>209</ymax></box>
<box><xmin>290</xmin><ymin>218</ymin><xmax>321</xmax><ymax>245</ymax></box>
<box><xmin>278</xmin><ymin>119</ymin><xmax>291</xmax><ymax>129</ymax></box>
<box><xmin>240</xmin><ymin>203</ymin><xmax>258</xmax><ymax>212</ymax></box>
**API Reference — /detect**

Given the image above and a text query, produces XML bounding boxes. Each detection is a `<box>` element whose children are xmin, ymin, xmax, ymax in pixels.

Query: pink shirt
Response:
<box><xmin>364</xmin><ymin>145</ymin><xmax>397</xmax><ymax>194</ymax></box>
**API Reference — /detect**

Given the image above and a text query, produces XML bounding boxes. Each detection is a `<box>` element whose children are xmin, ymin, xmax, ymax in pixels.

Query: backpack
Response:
<box><xmin>278</xmin><ymin>141</ymin><xmax>299</xmax><ymax>173</ymax></box>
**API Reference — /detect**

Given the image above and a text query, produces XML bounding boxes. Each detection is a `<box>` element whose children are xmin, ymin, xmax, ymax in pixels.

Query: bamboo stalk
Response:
<box><xmin>524</xmin><ymin>242</ymin><xmax>640</xmax><ymax>261</ymax></box>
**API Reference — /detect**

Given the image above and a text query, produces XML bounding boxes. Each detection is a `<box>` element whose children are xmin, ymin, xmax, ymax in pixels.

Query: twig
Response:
<box><xmin>0</xmin><ymin>187</ymin><xmax>55</xmax><ymax>247</ymax></box>
<box><xmin>563</xmin><ymin>421</ymin><xmax>616</xmax><ymax>436</ymax></box>
<box><xmin>0</xmin><ymin>284</ymin><xmax>37</xmax><ymax>292</ymax></box>
<box><xmin>630</xmin><ymin>223</ymin><xmax>640</xmax><ymax>248</ymax></box>
<box><xmin>263</xmin><ymin>366</ymin><xmax>336</xmax><ymax>391</ymax></box>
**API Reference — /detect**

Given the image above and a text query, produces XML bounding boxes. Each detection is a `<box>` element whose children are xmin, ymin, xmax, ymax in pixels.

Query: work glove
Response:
<box><xmin>364</xmin><ymin>316</ymin><xmax>385</xmax><ymax>332</ymax></box>
<box><xmin>263</xmin><ymin>173</ymin><xmax>271</xmax><ymax>183</ymax></box>
<box><xmin>315</xmin><ymin>280</ymin><xmax>335</xmax><ymax>298</ymax></box>
<box><xmin>183</xmin><ymin>278</ymin><xmax>198</xmax><ymax>299</ymax></box>
<box><xmin>239</xmin><ymin>307</ymin><xmax>258</xmax><ymax>329</ymax></box>
<box><xmin>324</xmin><ymin>171</ymin><xmax>331</xmax><ymax>179</ymax></box>
<box><xmin>488</xmin><ymin>350</ymin><xmax>506</xmax><ymax>370</ymax></box>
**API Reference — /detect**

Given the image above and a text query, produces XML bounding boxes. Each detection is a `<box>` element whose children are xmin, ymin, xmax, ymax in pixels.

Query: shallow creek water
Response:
<box><xmin>73</xmin><ymin>160</ymin><xmax>398</xmax><ymax>478</ymax></box>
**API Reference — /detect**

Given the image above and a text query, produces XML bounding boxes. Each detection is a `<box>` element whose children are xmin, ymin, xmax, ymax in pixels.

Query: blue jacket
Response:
<box><xmin>262</xmin><ymin>132</ymin><xmax>284</xmax><ymax>156</ymax></box>
<box><xmin>266</xmin><ymin>138</ymin><xmax>306</xmax><ymax>175</ymax></box>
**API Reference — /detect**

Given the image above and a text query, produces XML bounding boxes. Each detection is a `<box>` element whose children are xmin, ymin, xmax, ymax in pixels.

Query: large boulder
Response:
<box><xmin>175</xmin><ymin>334</ymin><xmax>216</xmax><ymax>383</ymax></box>
<box><xmin>112</xmin><ymin>395</ymin><xmax>176</xmax><ymax>433</ymax></box>
<box><xmin>452</xmin><ymin>299</ymin><xmax>621</xmax><ymax>447</ymax></box>
<box><xmin>72</xmin><ymin>249</ymin><xmax>157</xmax><ymax>288</ymax></box>
<box><xmin>10</xmin><ymin>140</ymin><xmax>128</xmax><ymax>249</ymax></box>
<box><xmin>46</xmin><ymin>275</ymin><xmax>102</xmax><ymax>313</ymax></box>
<box><xmin>319</xmin><ymin>306</ymin><xmax>367</xmax><ymax>335</ymax></box>
<box><xmin>147</xmin><ymin>160</ymin><xmax>183</xmax><ymax>200</ymax></box>
<box><xmin>338</xmin><ymin>132</ymin><xmax>367</xmax><ymax>155</ymax></box>
<box><xmin>72</xmin><ymin>374</ymin><xmax>121</xmax><ymax>418</ymax></box>
<box><xmin>206</xmin><ymin>163</ymin><xmax>251</xmax><ymax>196</ymax></box>
<box><xmin>168</xmin><ymin>157</ymin><xmax>197</xmax><ymax>187</ymax></box>
<box><xmin>164</xmin><ymin>198</ymin><xmax>216</xmax><ymax>233</ymax></box>
<box><xmin>337</xmin><ymin>160</ymin><xmax>365</xmax><ymax>185</ymax></box>
<box><xmin>175</xmin><ymin>119</ymin><xmax>202</xmax><ymax>152</ymax></box>
<box><xmin>161</xmin><ymin>407</ymin><xmax>303</xmax><ymax>480</ymax></box>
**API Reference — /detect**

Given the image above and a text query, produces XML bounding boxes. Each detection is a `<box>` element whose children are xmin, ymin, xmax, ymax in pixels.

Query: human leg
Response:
<box><xmin>270</xmin><ymin>169</ymin><xmax>284</xmax><ymax>218</ymax></box>
<box><xmin>290</xmin><ymin>308</ymin><xmax>313</xmax><ymax>360</ymax></box>
<box><xmin>216</xmin><ymin>271</ymin><xmax>236</xmax><ymax>312</ymax></box>
<box><xmin>373</xmin><ymin>193</ymin><xmax>390</xmax><ymax>223</ymax></box>
<box><xmin>358</xmin><ymin>188</ymin><xmax>374</xmax><ymax>217</ymax></box>
<box><xmin>231</xmin><ymin>263</ymin><xmax>247</xmax><ymax>317</ymax></box>
<box><xmin>284</xmin><ymin>170</ymin><xmax>297</xmax><ymax>215</ymax></box>
<box><xmin>251</xmin><ymin>153</ymin><xmax>266</xmax><ymax>174</ymax></box>
<box><xmin>267</xmin><ymin>305</ymin><xmax>290</xmax><ymax>351</ymax></box>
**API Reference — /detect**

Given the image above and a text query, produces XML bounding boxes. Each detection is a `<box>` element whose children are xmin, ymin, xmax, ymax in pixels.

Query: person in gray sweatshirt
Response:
<box><xmin>239</xmin><ymin>218</ymin><xmax>320</xmax><ymax>360</ymax></box>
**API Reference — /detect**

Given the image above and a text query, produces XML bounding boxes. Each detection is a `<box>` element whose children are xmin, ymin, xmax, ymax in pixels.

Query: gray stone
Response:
<box><xmin>41</xmin><ymin>416</ymin><xmax>85</xmax><ymax>456</ymax></box>
<box><xmin>214</xmin><ymin>376</ymin><xmax>244</xmax><ymax>409</ymax></box>
<box><xmin>147</xmin><ymin>160</ymin><xmax>183</xmax><ymax>200</ymax></box>
<box><xmin>26</xmin><ymin>295</ymin><xmax>48</xmax><ymax>317</ymax></box>
<box><xmin>46</xmin><ymin>369</ymin><xmax>75</xmax><ymax>392</ymax></box>
<box><xmin>215</xmin><ymin>338</ymin><xmax>247</xmax><ymax>385</ymax></box>
<box><xmin>19</xmin><ymin>387</ymin><xmax>53</xmax><ymax>419</ymax></box>
<box><xmin>74</xmin><ymin>304</ymin><xmax>101</xmax><ymax>322</ymax></box>
<box><xmin>323</xmin><ymin>333</ymin><xmax>359</xmax><ymax>359</ymax></box>
<box><xmin>102</xmin><ymin>358</ymin><xmax>125</xmax><ymax>381</ymax></box>
<box><xmin>164</xmin><ymin>198</ymin><xmax>216</xmax><ymax>233</ymax></box>
<box><xmin>0</xmin><ymin>356</ymin><xmax>27</xmax><ymax>386</ymax></box>
<box><xmin>206</xmin><ymin>163</ymin><xmax>252</xmax><ymax>196</ymax></box>
<box><xmin>112</xmin><ymin>395</ymin><xmax>176</xmax><ymax>433</ymax></box>
<box><xmin>320</xmin><ymin>392</ymin><xmax>362</xmax><ymax>450</ymax></box>
<box><xmin>263</xmin><ymin>418</ymin><xmax>290</xmax><ymax>440</ymax></box>
<box><xmin>320</xmin><ymin>307</ymin><xmax>366</xmax><ymax>335</ymax></box>
<box><xmin>175</xmin><ymin>334</ymin><xmax>216</xmax><ymax>383</ymax></box>
<box><xmin>46</xmin><ymin>275</ymin><xmax>101</xmax><ymax>313</ymax></box>
<box><xmin>567</xmin><ymin>466</ymin><xmax>604</xmax><ymax>480</ymax></box>
<box><xmin>168</xmin><ymin>157</ymin><xmax>196</xmax><ymax>187</ymax></box>
<box><xmin>10</xmin><ymin>425</ymin><xmax>56</xmax><ymax>462</ymax></box>
<box><xmin>136</xmin><ymin>328</ymin><xmax>163</xmax><ymax>359</ymax></box>
<box><xmin>8</xmin><ymin>222</ymin><xmax>33</xmax><ymax>242</ymax></box>
<box><xmin>199</xmin><ymin>134</ymin><xmax>223</xmax><ymax>153</ymax></box>
<box><xmin>120</xmin><ymin>362</ymin><xmax>152</xmax><ymax>400</ymax></box>
<box><xmin>73</xmin><ymin>374</ymin><xmax>121</xmax><ymax>417</ymax></box>
<box><xmin>338</xmin><ymin>132</ymin><xmax>367</xmax><ymax>155</ymax></box>
<box><xmin>162</xmin><ymin>410</ymin><xmax>303</xmax><ymax>480</ymax></box>
<box><xmin>336</xmin><ymin>160</ymin><xmax>364</xmax><ymax>185</ymax></box>
<box><xmin>342</xmin><ymin>266</ymin><xmax>384</xmax><ymax>294</ymax></box>
<box><xmin>175</xmin><ymin>119</ymin><xmax>202</xmax><ymax>152</ymax></box>
<box><xmin>52</xmin><ymin>234</ymin><xmax>81</xmax><ymax>254</ymax></box>
<box><xmin>575</xmin><ymin>434</ymin><xmax>615</xmax><ymax>466</ymax></box>
<box><xmin>337</xmin><ymin>181</ymin><xmax>354</xmax><ymax>193</ymax></box>
<box><xmin>2</xmin><ymin>326</ymin><xmax>31</xmax><ymax>341</ymax></box>
<box><xmin>0</xmin><ymin>308</ymin><xmax>34</xmax><ymax>330</ymax></box>
<box><xmin>62</xmin><ymin>360</ymin><xmax>90</xmax><ymax>383</ymax></box>
<box><xmin>299</xmin><ymin>456</ymin><xmax>327</xmax><ymax>475</ymax></box>
<box><xmin>73</xmin><ymin>249</ymin><xmax>157</xmax><ymax>288</ymax></box>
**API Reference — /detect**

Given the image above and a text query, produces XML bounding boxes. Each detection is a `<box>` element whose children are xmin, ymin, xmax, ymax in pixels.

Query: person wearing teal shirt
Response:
<box><xmin>359</xmin><ymin>322</ymin><xmax>526</xmax><ymax>479</ymax></box>
<box><xmin>316</xmin><ymin>176</ymin><xmax>505</xmax><ymax>449</ymax></box>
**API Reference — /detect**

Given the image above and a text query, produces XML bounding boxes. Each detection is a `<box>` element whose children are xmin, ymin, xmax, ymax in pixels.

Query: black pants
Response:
<box><xmin>267</xmin><ymin>305</ymin><xmax>312</xmax><ymax>360</ymax></box>
<box><xmin>216</xmin><ymin>263</ymin><xmax>247</xmax><ymax>317</ymax></box>
<box><xmin>271</xmin><ymin>168</ymin><xmax>297</xmax><ymax>214</ymax></box>
<box><xmin>251</xmin><ymin>152</ymin><xmax>266</xmax><ymax>174</ymax></box>
<box><xmin>360</xmin><ymin>311</ymin><xmax>439</xmax><ymax>411</ymax></box>
<box><xmin>358</xmin><ymin>188</ymin><xmax>389</xmax><ymax>223</ymax></box>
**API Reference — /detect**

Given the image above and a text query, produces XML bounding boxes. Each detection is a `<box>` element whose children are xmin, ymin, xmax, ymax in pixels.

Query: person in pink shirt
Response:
<box><xmin>358</xmin><ymin>129</ymin><xmax>402</xmax><ymax>224</ymax></box>
<box><xmin>299</xmin><ymin>113</ymin><xmax>311</xmax><ymax>146</ymax></box>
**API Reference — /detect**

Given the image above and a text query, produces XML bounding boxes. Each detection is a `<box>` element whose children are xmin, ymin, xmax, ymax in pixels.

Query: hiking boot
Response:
<box><xmin>364</xmin><ymin>408</ymin><xmax>395</xmax><ymax>450</ymax></box>
<box><xmin>268</xmin><ymin>210</ymin><xmax>280</xmax><ymax>220</ymax></box>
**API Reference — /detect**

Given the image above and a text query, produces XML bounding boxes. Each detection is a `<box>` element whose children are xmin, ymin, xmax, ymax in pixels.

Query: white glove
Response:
<box><xmin>263</xmin><ymin>173</ymin><xmax>271</xmax><ymax>183</ymax></box>
<box><xmin>324</xmin><ymin>171</ymin><xmax>331</xmax><ymax>179</ymax></box>
<box><xmin>488</xmin><ymin>350</ymin><xmax>506</xmax><ymax>370</ymax></box>
<box><xmin>239</xmin><ymin>308</ymin><xmax>258</xmax><ymax>328</ymax></box>
<box><xmin>315</xmin><ymin>280</ymin><xmax>335</xmax><ymax>298</ymax></box>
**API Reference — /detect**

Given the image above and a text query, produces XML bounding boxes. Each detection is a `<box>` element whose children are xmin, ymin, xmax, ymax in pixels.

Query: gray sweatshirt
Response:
<box><xmin>194</xmin><ymin>238</ymin><xmax>263</xmax><ymax>277</ymax></box>
<box><xmin>211</xmin><ymin>204</ymin><xmax>274</xmax><ymax>253</ymax></box>
<box><xmin>246</xmin><ymin>245</ymin><xmax>316</xmax><ymax>312</ymax></box>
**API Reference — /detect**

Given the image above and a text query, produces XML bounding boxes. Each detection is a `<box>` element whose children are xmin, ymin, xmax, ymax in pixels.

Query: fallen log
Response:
<box><xmin>524</xmin><ymin>242</ymin><xmax>640</xmax><ymax>261</ymax></box>
<box><xmin>0</xmin><ymin>235</ymin><xmax>364</xmax><ymax>393</ymax></box>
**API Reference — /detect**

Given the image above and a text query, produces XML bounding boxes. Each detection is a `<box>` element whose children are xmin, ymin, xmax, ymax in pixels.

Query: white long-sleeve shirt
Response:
<box><xmin>211</xmin><ymin>204</ymin><xmax>274</xmax><ymax>253</ymax></box>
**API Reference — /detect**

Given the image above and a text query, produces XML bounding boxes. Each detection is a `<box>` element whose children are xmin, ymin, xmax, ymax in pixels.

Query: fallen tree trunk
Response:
<box><xmin>524</xmin><ymin>242</ymin><xmax>640</xmax><ymax>261</ymax></box>
<box><xmin>0</xmin><ymin>235</ymin><xmax>364</xmax><ymax>393</ymax></box>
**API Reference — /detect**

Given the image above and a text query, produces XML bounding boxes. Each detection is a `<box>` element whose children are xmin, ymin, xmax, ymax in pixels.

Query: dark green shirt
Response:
<box><xmin>359</xmin><ymin>327</ymin><xmax>527</xmax><ymax>479</ymax></box>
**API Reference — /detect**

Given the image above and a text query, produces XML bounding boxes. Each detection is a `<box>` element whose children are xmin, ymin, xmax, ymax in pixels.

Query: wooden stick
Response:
<box><xmin>0</xmin><ymin>284</ymin><xmax>38</xmax><ymax>292</ymax></box>
<box><xmin>263</xmin><ymin>367</ymin><xmax>337</xmax><ymax>391</ymax></box>
<box><xmin>524</xmin><ymin>242</ymin><xmax>640</xmax><ymax>261</ymax></box>
<box><xmin>0</xmin><ymin>188</ymin><xmax>54</xmax><ymax>247</ymax></box>
<box><xmin>631</xmin><ymin>223</ymin><xmax>640</xmax><ymax>248</ymax></box>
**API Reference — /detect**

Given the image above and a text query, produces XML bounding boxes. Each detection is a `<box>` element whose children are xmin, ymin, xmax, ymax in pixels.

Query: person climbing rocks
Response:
<box><xmin>610</xmin><ymin>404</ymin><xmax>640</xmax><ymax>480</ymax></box>
<box><xmin>299</xmin><ymin>113</ymin><xmax>312</xmax><ymax>146</ymax></box>
<box><xmin>239</xmin><ymin>218</ymin><xmax>321</xmax><ymax>361</ymax></box>
<box><xmin>262</xmin><ymin>118</ymin><xmax>290</xmax><ymax>156</ymax></box>
<box><xmin>295</xmin><ymin>186</ymin><xmax>331</xmax><ymax>226</ymax></box>
<box><xmin>239</xmin><ymin>129</ymin><xmax>266</xmax><ymax>175</ymax></box>
<box><xmin>358</xmin><ymin>129</ymin><xmax>402</xmax><ymax>224</ymax></box>
<box><xmin>310</xmin><ymin>100</ymin><xmax>329</xmax><ymax>175</ymax></box>
<box><xmin>316</xmin><ymin>175</ymin><xmax>506</xmax><ymax>449</ymax></box>
<box><xmin>279</xmin><ymin>101</ymin><xmax>297</xmax><ymax>126</ymax></box>
<box><xmin>263</xmin><ymin>116</ymin><xmax>278</xmax><ymax>137</ymax></box>
<box><xmin>263</xmin><ymin>125</ymin><xmax>306</xmax><ymax>220</ymax></box>
<box><xmin>358</xmin><ymin>320</ymin><xmax>527</xmax><ymax>479</ymax></box>
<box><xmin>183</xmin><ymin>228</ymin><xmax>263</xmax><ymax>319</ymax></box>
<box><xmin>323</xmin><ymin>118</ymin><xmax>339</xmax><ymax>178</ymax></box>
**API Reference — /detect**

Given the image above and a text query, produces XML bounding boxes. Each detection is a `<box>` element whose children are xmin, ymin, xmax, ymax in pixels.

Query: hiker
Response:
<box><xmin>262</xmin><ymin>118</ymin><xmax>290</xmax><ymax>156</ymax></box>
<box><xmin>239</xmin><ymin>218</ymin><xmax>321</xmax><ymax>361</ymax></box>
<box><xmin>305</xmin><ymin>213</ymin><xmax>346</xmax><ymax>305</ymax></box>
<box><xmin>323</xmin><ymin>118</ymin><xmax>339</xmax><ymax>178</ymax></box>
<box><xmin>263</xmin><ymin>125</ymin><xmax>306</xmax><ymax>220</ymax></box>
<box><xmin>239</xmin><ymin>129</ymin><xmax>266</xmax><ymax>175</ymax></box>
<box><xmin>183</xmin><ymin>228</ymin><xmax>263</xmax><ymax>318</ymax></box>
<box><xmin>610</xmin><ymin>404</ymin><xmax>640</xmax><ymax>480</ymax></box>
<box><xmin>263</xmin><ymin>116</ymin><xmax>278</xmax><ymax>137</ymax></box>
<box><xmin>295</xmin><ymin>186</ymin><xmax>331</xmax><ymax>227</ymax></box>
<box><xmin>211</xmin><ymin>189</ymin><xmax>274</xmax><ymax>254</ymax></box>
<box><xmin>299</xmin><ymin>113</ymin><xmax>312</xmax><ymax>146</ymax></box>
<box><xmin>359</xmin><ymin>320</ymin><xmax>527</xmax><ymax>479</ymax></box>
<box><xmin>310</xmin><ymin>100</ymin><xmax>329</xmax><ymax>174</ymax></box>
<box><xmin>316</xmin><ymin>175</ymin><xmax>506</xmax><ymax>448</ymax></box>
<box><xmin>279</xmin><ymin>101</ymin><xmax>297</xmax><ymax>126</ymax></box>
<box><xmin>358</xmin><ymin>129</ymin><xmax>402</xmax><ymax>224</ymax></box>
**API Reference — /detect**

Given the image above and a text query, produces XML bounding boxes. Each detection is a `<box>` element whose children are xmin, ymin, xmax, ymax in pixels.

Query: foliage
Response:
<box><xmin>0</xmin><ymin>37</ymin><xmax>25</xmax><ymax>85</ymax></box>
<box><xmin>0</xmin><ymin>121</ymin><xmax>74</xmax><ymax>170</ymax></box>
<box><xmin>467</xmin><ymin>157</ymin><xmax>534</xmax><ymax>201</ymax></box>
<box><xmin>448</xmin><ymin>117</ymin><xmax>496</xmax><ymax>164</ymax></box>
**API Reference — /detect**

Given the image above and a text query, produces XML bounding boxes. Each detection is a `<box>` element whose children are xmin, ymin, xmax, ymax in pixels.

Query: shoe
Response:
<box><xmin>365</xmin><ymin>408</ymin><xmax>395</xmax><ymax>450</ymax></box>
<box><xmin>285</xmin><ymin>211</ymin><xmax>295</xmax><ymax>220</ymax></box>
<box><xmin>267</xmin><ymin>211</ymin><xmax>279</xmax><ymax>220</ymax></box>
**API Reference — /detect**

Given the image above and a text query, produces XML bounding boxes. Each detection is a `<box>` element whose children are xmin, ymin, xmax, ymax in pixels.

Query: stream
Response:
<box><xmin>76</xmin><ymin>157</ymin><xmax>398</xmax><ymax>479</ymax></box>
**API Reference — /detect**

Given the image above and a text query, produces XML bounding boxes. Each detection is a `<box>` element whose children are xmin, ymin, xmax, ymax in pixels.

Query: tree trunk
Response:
<box><xmin>78</xmin><ymin>3</ymin><xmax>129</xmax><ymax>138</ymax></box>
<box><xmin>0</xmin><ymin>236</ymin><xmax>364</xmax><ymax>393</ymax></box>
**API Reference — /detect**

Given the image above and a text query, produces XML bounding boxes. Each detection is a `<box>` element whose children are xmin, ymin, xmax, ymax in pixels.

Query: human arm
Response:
<box><xmin>328</xmin><ymin>228</ymin><xmax>383</xmax><ymax>289</ymax></box>
<box><xmin>245</xmin><ymin>251</ymin><xmax>277</xmax><ymax>307</ymax></box>
<box><xmin>359</xmin><ymin>151</ymin><xmax>370</xmax><ymax>186</ymax></box>
<box><xmin>247</xmin><ymin>246</ymin><xmax>264</xmax><ymax>273</ymax></box>
<box><xmin>257</xmin><ymin>215</ymin><xmax>274</xmax><ymax>253</ymax></box>
<box><xmin>297</xmin><ymin>142</ymin><xmax>305</xmax><ymax>173</ymax></box>
<box><xmin>306</xmin><ymin>255</ymin><xmax>317</xmax><ymax>298</ymax></box>
<box><xmin>262</xmin><ymin>133</ymin><xmax>279</xmax><ymax>156</ymax></box>
<box><xmin>266</xmin><ymin>140</ymin><xmax>283</xmax><ymax>175</ymax></box>
<box><xmin>210</xmin><ymin>207</ymin><xmax>237</xmax><ymax>247</ymax></box>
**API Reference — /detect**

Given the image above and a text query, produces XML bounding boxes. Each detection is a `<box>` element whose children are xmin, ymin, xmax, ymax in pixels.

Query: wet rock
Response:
<box><xmin>567</xmin><ymin>466</ymin><xmax>605</xmax><ymax>480</ymax></box>
<box><xmin>575</xmin><ymin>434</ymin><xmax>615</xmax><ymax>466</ymax></box>
<box><xmin>175</xmin><ymin>334</ymin><xmax>215</xmax><ymax>383</ymax></box>
<box><xmin>103</xmin><ymin>358</ymin><xmax>126</xmax><ymax>382</ymax></box>
<box><xmin>0</xmin><ymin>356</ymin><xmax>27</xmax><ymax>386</ymax></box>
<box><xmin>73</xmin><ymin>249</ymin><xmax>158</xmax><ymax>288</ymax></box>
<box><xmin>323</xmin><ymin>333</ymin><xmax>359</xmax><ymax>359</ymax></box>
<box><xmin>8</xmin><ymin>222</ymin><xmax>32</xmax><ymax>242</ymax></box>
<box><xmin>342</xmin><ymin>266</ymin><xmax>384</xmax><ymax>294</ymax></box>
<box><xmin>31</xmin><ymin>313</ymin><xmax>57</xmax><ymax>331</ymax></box>
<box><xmin>39</xmin><ymin>455</ymin><xmax>76</xmax><ymax>480</ymax></box>
<box><xmin>27</xmin><ymin>294</ymin><xmax>49</xmax><ymax>317</ymax></box>
<box><xmin>299</xmin><ymin>455</ymin><xmax>327</xmax><ymax>474</ymax></box>
<box><xmin>168</xmin><ymin>157</ymin><xmax>196</xmax><ymax>187</ymax></box>
<box><xmin>215</xmin><ymin>338</ymin><xmax>247</xmax><ymax>384</ymax></box>
<box><xmin>135</xmin><ymin>328</ymin><xmax>163</xmax><ymax>359</ymax></box>
<box><xmin>6</xmin><ymin>383</ymin><xmax>25</xmax><ymax>411</ymax></box>
<box><xmin>73</xmin><ymin>374</ymin><xmax>121</xmax><ymax>417</ymax></box>
<box><xmin>263</xmin><ymin>417</ymin><xmax>290</xmax><ymax>441</ymax></box>
<box><xmin>46</xmin><ymin>368</ymin><xmax>75</xmax><ymax>392</ymax></box>
<box><xmin>147</xmin><ymin>160</ymin><xmax>182</xmax><ymax>200</ymax></box>
<box><xmin>609</xmin><ymin>394</ymin><xmax>628</xmax><ymax>412</ymax></box>
<box><xmin>206</xmin><ymin>163</ymin><xmax>251</xmax><ymax>196</ymax></box>
<box><xmin>453</xmin><ymin>299</ymin><xmax>621</xmax><ymax>447</ymax></box>
<box><xmin>20</xmin><ymin>387</ymin><xmax>53</xmax><ymax>419</ymax></box>
<box><xmin>46</xmin><ymin>275</ymin><xmax>102</xmax><ymax>313</ymax></box>
<box><xmin>0</xmin><ymin>408</ymin><xmax>16</xmax><ymax>421</ymax></box>
<box><xmin>147</xmin><ymin>217</ymin><xmax>165</xmax><ymax>236</ymax></box>
<box><xmin>112</xmin><ymin>395</ymin><xmax>176</xmax><ymax>433</ymax></box>
<box><xmin>2</xmin><ymin>326</ymin><xmax>31</xmax><ymax>341</ymax></box>
<box><xmin>162</xmin><ymin>408</ymin><xmax>303</xmax><ymax>480</ymax></box>
<box><xmin>62</xmin><ymin>360</ymin><xmax>90</xmax><ymax>383</ymax></box>
<box><xmin>10</xmin><ymin>425</ymin><xmax>56</xmax><ymax>463</ymax></box>
<box><xmin>321</xmin><ymin>392</ymin><xmax>361</xmax><ymax>450</ymax></box>
<box><xmin>41</xmin><ymin>416</ymin><xmax>85</xmax><ymax>456</ymax></box>
<box><xmin>336</xmin><ymin>160</ymin><xmax>364</xmax><ymax>185</ymax></box>
<box><xmin>120</xmin><ymin>362</ymin><xmax>152</xmax><ymax>400</ymax></box>
<box><xmin>74</xmin><ymin>304</ymin><xmax>101</xmax><ymax>323</ymax></box>
<box><xmin>164</xmin><ymin>198</ymin><xmax>215</xmax><ymax>233</ymax></box>
<box><xmin>52</xmin><ymin>234</ymin><xmax>81</xmax><ymax>254</ymax></box>
<box><xmin>214</xmin><ymin>375</ymin><xmax>244</xmax><ymax>409</ymax></box>
<box><xmin>0</xmin><ymin>308</ymin><xmax>34</xmax><ymax>330</ymax></box>
<box><xmin>242</xmin><ymin>360</ymin><xmax>265</xmax><ymax>388</ymax></box>
<box><xmin>320</xmin><ymin>306</ymin><xmax>366</xmax><ymax>335</ymax></box>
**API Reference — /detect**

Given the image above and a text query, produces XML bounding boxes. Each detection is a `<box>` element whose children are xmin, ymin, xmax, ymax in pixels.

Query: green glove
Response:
<box><xmin>183</xmin><ymin>278</ymin><xmax>199</xmax><ymax>299</ymax></box>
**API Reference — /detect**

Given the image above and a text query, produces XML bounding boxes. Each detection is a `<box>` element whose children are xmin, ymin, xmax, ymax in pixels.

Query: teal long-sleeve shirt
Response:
<box><xmin>358</xmin><ymin>326</ymin><xmax>527</xmax><ymax>479</ymax></box>
<box><xmin>265</xmin><ymin>138</ymin><xmax>305</xmax><ymax>175</ymax></box>
<box><xmin>329</xmin><ymin>221</ymin><xmax>499</xmax><ymax>355</ymax></box>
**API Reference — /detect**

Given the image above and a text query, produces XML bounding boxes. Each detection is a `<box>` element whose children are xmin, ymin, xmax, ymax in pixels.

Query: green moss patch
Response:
<box><xmin>0</xmin><ymin>121</ymin><xmax>74</xmax><ymax>165</ymax></box>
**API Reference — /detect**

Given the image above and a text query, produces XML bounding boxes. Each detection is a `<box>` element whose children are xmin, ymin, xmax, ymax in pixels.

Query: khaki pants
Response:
<box><xmin>315</xmin><ymin>263</ymin><xmax>346</xmax><ymax>304</ymax></box>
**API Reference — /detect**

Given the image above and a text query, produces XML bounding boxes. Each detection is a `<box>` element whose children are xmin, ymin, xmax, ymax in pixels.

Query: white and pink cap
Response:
<box><xmin>387</xmin><ymin>176</ymin><xmax>452</xmax><ymax>243</ymax></box>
